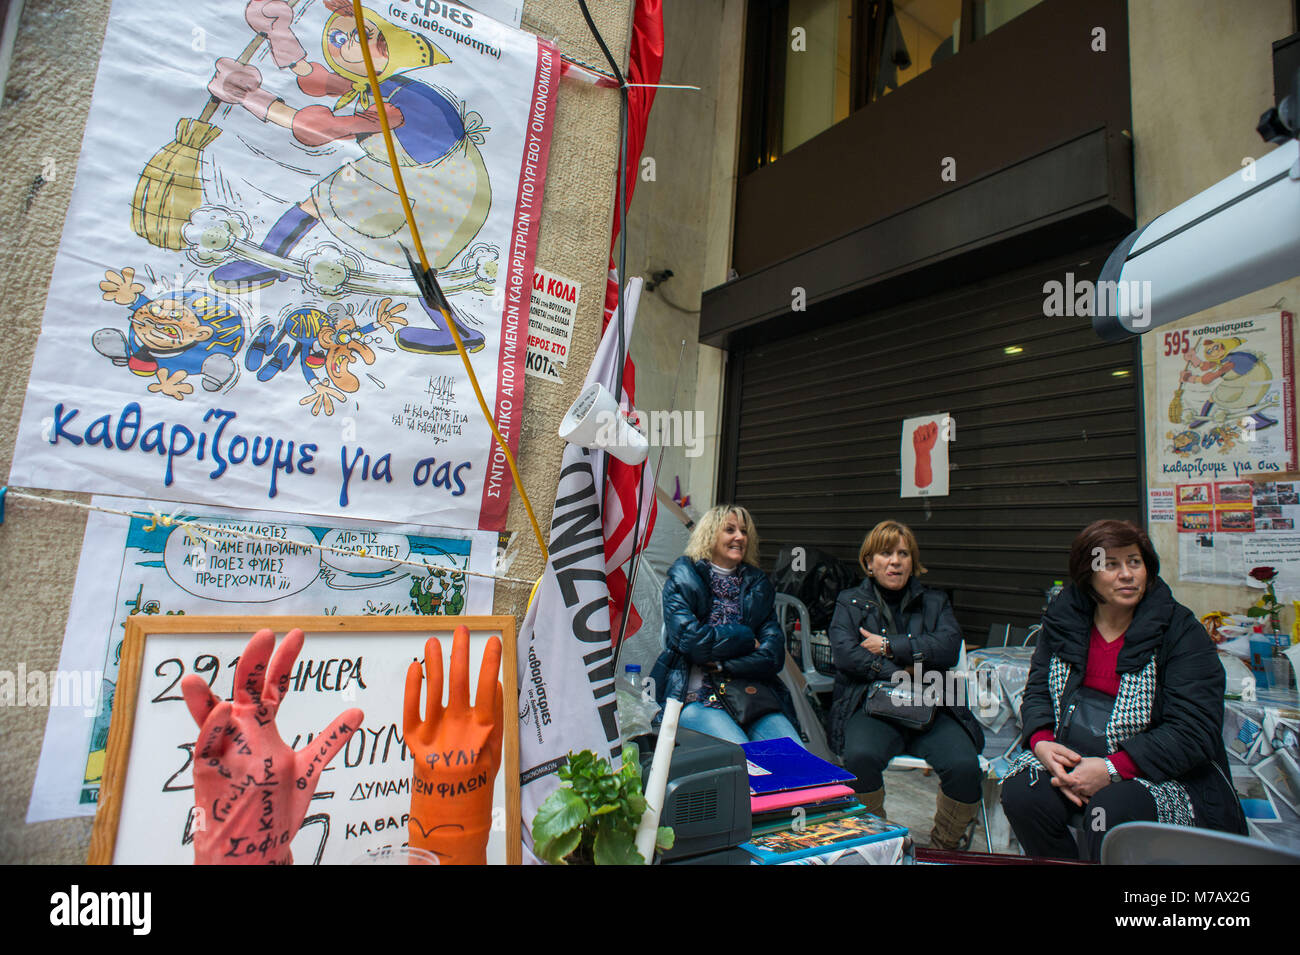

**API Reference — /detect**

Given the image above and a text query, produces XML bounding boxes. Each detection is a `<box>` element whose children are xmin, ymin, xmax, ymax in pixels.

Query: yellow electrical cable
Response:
<box><xmin>351</xmin><ymin>0</ymin><xmax>549</xmax><ymax>565</ymax></box>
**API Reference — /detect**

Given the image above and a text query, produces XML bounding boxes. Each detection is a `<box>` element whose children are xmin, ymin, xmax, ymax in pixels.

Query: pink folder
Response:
<box><xmin>750</xmin><ymin>784</ymin><xmax>856</xmax><ymax>814</ymax></box>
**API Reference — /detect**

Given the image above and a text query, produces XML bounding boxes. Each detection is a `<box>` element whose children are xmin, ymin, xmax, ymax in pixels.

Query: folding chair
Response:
<box><xmin>1101</xmin><ymin>821</ymin><xmax>1300</xmax><ymax>865</ymax></box>
<box><xmin>884</xmin><ymin>643</ymin><xmax>995</xmax><ymax>852</ymax></box>
<box><xmin>985</xmin><ymin>623</ymin><xmax>1041</xmax><ymax>647</ymax></box>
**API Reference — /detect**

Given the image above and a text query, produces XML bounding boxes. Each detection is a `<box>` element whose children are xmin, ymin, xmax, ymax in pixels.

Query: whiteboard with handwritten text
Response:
<box><xmin>90</xmin><ymin>616</ymin><xmax>519</xmax><ymax>865</ymax></box>
<box><xmin>28</xmin><ymin>496</ymin><xmax>497</xmax><ymax>825</ymax></box>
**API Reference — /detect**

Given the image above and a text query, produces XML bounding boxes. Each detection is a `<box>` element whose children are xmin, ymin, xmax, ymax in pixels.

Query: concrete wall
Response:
<box><xmin>624</xmin><ymin>0</ymin><xmax>744</xmax><ymax>515</ymax></box>
<box><xmin>0</xmin><ymin>0</ymin><xmax>629</xmax><ymax>863</ymax></box>
<box><xmin>1130</xmin><ymin>0</ymin><xmax>1299</xmax><ymax>632</ymax></box>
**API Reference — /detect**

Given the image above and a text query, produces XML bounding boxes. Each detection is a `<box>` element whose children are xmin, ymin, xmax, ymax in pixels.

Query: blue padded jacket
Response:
<box><xmin>649</xmin><ymin>556</ymin><xmax>800</xmax><ymax>731</ymax></box>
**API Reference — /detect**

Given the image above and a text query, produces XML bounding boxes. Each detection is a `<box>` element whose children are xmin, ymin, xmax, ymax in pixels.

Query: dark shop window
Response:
<box><xmin>739</xmin><ymin>0</ymin><xmax>1044</xmax><ymax>172</ymax></box>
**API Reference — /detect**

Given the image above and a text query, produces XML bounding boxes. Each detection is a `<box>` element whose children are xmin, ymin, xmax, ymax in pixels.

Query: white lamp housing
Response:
<box><xmin>1094</xmin><ymin>138</ymin><xmax>1300</xmax><ymax>340</ymax></box>
<box><xmin>558</xmin><ymin>382</ymin><xmax>649</xmax><ymax>465</ymax></box>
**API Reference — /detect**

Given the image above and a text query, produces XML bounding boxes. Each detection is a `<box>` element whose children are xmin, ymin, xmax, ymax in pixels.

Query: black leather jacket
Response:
<box><xmin>827</xmin><ymin>577</ymin><xmax>984</xmax><ymax>755</ymax></box>
<box><xmin>1021</xmin><ymin>577</ymin><xmax>1247</xmax><ymax>834</ymax></box>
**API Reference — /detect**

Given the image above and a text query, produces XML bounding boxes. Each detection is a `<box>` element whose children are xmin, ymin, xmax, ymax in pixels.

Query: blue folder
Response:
<box><xmin>741</xmin><ymin>737</ymin><xmax>856</xmax><ymax>795</ymax></box>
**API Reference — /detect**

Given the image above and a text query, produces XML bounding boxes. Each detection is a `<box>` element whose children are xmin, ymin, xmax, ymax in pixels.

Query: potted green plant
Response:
<box><xmin>530</xmin><ymin>743</ymin><xmax>674</xmax><ymax>865</ymax></box>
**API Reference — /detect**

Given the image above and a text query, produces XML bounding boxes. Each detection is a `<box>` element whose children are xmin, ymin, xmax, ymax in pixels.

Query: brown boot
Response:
<box><xmin>930</xmin><ymin>790</ymin><xmax>981</xmax><ymax>850</ymax></box>
<box><xmin>856</xmin><ymin>788</ymin><xmax>885</xmax><ymax>817</ymax></box>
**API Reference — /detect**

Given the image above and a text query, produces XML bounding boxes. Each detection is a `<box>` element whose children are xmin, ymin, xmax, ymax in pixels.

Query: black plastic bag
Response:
<box><xmin>772</xmin><ymin>545</ymin><xmax>862</xmax><ymax>632</ymax></box>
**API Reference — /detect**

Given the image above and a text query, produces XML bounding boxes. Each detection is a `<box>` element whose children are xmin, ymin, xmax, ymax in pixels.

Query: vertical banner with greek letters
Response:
<box><xmin>516</xmin><ymin>445</ymin><xmax>621</xmax><ymax>857</ymax></box>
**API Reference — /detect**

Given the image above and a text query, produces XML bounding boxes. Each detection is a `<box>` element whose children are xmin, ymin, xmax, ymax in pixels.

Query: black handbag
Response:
<box><xmin>860</xmin><ymin>586</ymin><xmax>936</xmax><ymax>731</ymax></box>
<box><xmin>1057</xmin><ymin>687</ymin><xmax>1116</xmax><ymax>757</ymax></box>
<box><xmin>714</xmin><ymin>677</ymin><xmax>783</xmax><ymax>727</ymax></box>
<box><xmin>863</xmin><ymin>678</ymin><xmax>936</xmax><ymax>732</ymax></box>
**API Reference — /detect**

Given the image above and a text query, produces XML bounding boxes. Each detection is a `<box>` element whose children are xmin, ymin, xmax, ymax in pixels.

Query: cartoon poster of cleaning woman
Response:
<box><xmin>10</xmin><ymin>0</ymin><xmax>558</xmax><ymax>531</ymax></box>
<box><xmin>1156</xmin><ymin>312</ymin><xmax>1296</xmax><ymax>480</ymax></box>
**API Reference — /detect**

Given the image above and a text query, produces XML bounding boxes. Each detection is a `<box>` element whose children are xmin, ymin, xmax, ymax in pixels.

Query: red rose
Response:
<box><xmin>1249</xmin><ymin>566</ymin><xmax>1277</xmax><ymax>582</ymax></box>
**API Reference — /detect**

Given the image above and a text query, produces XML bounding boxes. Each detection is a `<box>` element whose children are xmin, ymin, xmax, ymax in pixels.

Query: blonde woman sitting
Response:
<box><xmin>648</xmin><ymin>505</ymin><xmax>803</xmax><ymax>746</ymax></box>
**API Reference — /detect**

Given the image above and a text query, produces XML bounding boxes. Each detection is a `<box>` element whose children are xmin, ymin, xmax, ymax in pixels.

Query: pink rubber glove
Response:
<box><xmin>208</xmin><ymin>57</ymin><xmax>278</xmax><ymax>121</ymax></box>
<box><xmin>246</xmin><ymin>0</ymin><xmax>307</xmax><ymax>68</ymax></box>
<box><xmin>181</xmin><ymin>629</ymin><xmax>363</xmax><ymax>865</ymax></box>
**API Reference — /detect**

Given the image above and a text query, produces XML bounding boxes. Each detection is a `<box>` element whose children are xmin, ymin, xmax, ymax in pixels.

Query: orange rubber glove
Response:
<box><xmin>404</xmin><ymin>626</ymin><xmax>503</xmax><ymax>865</ymax></box>
<box><xmin>180</xmin><ymin>628</ymin><xmax>363</xmax><ymax>865</ymax></box>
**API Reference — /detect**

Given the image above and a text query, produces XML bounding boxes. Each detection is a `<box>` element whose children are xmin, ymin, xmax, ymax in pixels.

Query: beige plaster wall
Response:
<box><xmin>0</xmin><ymin>0</ymin><xmax>628</xmax><ymax>864</ymax></box>
<box><xmin>1130</xmin><ymin>0</ymin><xmax>1299</xmax><ymax>631</ymax></box>
<box><xmin>624</xmin><ymin>0</ymin><xmax>744</xmax><ymax>515</ymax></box>
<box><xmin>692</xmin><ymin>0</ymin><xmax>746</xmax><ymax>512</ymax></box>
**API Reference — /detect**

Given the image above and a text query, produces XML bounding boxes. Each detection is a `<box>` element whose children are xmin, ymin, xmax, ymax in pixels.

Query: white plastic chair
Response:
<box><xmin>774</xmin><ymin>593</ymin><xmax>834</xmax><ymax>695</ymax></box>
<box><xmin>884</xmin><ymin>643</ymin><xmax>995</xmax><ymax>852</ymax></box>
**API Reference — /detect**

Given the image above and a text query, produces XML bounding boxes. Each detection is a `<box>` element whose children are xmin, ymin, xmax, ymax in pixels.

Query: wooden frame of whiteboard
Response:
<box><xmin>88</xmin><ymin>614</ymin><xmax>521</xmax><ymax>865</ymax></box>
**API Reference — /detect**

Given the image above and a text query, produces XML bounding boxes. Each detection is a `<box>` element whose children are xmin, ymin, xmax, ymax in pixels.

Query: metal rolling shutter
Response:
<box><xmin>722</xmin><ymin>246</ymin><xmax>1143</xmax><ymax>643</ymax></box>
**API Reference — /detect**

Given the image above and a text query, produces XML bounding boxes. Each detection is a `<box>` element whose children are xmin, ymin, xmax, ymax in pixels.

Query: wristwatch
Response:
<box><xmin>881</xmin><ymin>635</ymin><xmax>892</xmax><ymax>658</ymax></box>
<box><xmin>1103</xmin><ymin>757</ymin><xmax>1122</xmax><ymax>784</ymax></box>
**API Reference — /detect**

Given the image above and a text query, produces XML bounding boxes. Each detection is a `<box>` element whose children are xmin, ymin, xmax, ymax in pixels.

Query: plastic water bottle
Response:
<box><xmin>621</xmin><ymin>663</ymin><xmax>642</xmax><ymax>697</ymax></box>
<box><xmin>617</xmin><ymin>664</ymin><xmax>649</xmax><ymax>746</ymax></box>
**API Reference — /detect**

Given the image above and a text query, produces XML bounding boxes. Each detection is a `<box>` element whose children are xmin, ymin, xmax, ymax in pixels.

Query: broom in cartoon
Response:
<box><xmin>1167</xmin><ymin>338</ymin><xmax>1202</xmax><ymax>424</ymax></box>
<box><xmin>131</xmin><ymin>2</ymin><xmax>303</xmax><ymax>249</ymax></box>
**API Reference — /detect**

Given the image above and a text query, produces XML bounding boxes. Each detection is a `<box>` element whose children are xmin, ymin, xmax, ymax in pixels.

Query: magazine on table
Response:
<box><xmin>741</xmin><ymin>814</ymin><xmax>908</xmax><ymax>865</ymax></box>
<box><xmin>1253</xmin><ymin>752</ymin><xmax>1300</xmax><ymax>813</ymax></box>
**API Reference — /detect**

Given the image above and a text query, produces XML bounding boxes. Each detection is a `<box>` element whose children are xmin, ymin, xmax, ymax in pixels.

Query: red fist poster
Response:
<box><xmin>900</xmin><ymin>413</ymin><xmax>952</xmax><ymax>498</ymax></box>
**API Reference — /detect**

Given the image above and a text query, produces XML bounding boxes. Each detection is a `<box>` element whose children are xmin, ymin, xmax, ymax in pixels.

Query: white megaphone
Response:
<box><xmin>558</xmin><ymin>382</ymin><xmax>649</xmax><ymax>465</ymax></box>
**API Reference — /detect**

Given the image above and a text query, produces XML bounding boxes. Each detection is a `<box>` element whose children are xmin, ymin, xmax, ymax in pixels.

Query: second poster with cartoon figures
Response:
<box><xmin>10</xmin><ymin>0</ymin><xmax>558</xmax><ymax>530</ymax></box>
<box><xmin>1157</xmin><ymin>312</ymin><xmax>1297</xmax><ymax>482</ymax></box>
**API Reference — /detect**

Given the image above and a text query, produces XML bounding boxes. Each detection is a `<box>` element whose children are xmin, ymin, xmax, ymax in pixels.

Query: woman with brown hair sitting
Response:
<box><xmin>1000</xmin><ymin>519</ymin><xmax>1246</xmax><ymax>860</ymax></box>
<box><xmin>828</xmin><ymin>520</ymin><xmax>985</xmax><ymax>849</ymax></box>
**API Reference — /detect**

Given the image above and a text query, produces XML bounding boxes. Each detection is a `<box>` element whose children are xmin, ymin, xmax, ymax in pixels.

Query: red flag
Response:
<box><xmin>603</xmin><ymin>0</ymin><xmax>664</xmax><ymax>643</ymax></box>
<box><xmin>604</xmin><ymin>0</ymin><xmax>665</xmax><ymax>323</ymax></box>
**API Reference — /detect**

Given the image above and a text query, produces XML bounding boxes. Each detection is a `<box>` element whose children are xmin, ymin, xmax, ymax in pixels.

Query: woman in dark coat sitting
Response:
<box><xmin>829</xmin><ymin>520</ymin><xmax>985</xmax><ymax>849</ymax></box>
<box><xmin>1000</xmin><ymin>519</ymin><xmax>1247</xmax><ymax>860</ymax></box>
<box><xmin>649</xmin><ymin>504</ymin><xmax>801</xmax><ymax>745</ymax></box>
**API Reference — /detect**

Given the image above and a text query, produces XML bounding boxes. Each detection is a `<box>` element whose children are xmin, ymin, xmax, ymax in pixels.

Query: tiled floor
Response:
<box><xmin>881</xmin><ymin>764</ymin><xmax>990</xmax><ymax>851</ymax></box>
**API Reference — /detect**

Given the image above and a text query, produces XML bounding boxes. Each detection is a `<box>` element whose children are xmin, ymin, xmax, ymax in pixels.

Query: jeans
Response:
<box><xmin>679</xmin><ymin>702</ymin><xmax>803</xmax><ymax>747</ymax></box>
